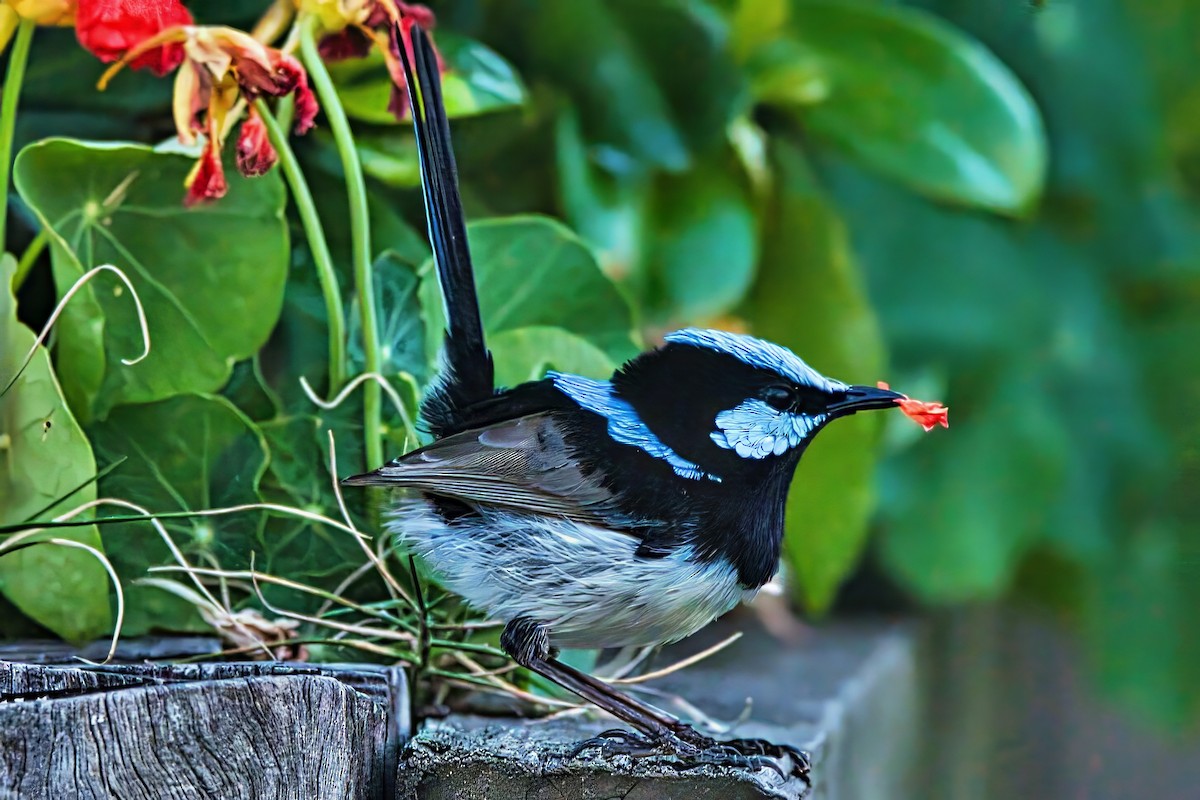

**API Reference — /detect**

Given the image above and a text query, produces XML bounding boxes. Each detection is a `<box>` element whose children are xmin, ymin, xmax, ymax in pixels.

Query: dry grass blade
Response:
<box><xmin>326</xmin><ymin>430</ymin><xmax>416</xmax><ymax>609</ymax></box>
<box><xmin>246</xmin><ymin>563</ymin><xmax>417</xmax><ymax>644</ymax></box>
<box><xmin>150</xmin><ymin>564</ymin><xmax>417</xmax><ymax>633</ymax></box>
<box><xmin>1</xmin><ymin>263</ymin><xmax>149</xmax><ymax>398</ymax></box>
<box><xmin>60</xmin><ymin>498</ymin><xmax>226</xmax><ymax>615</ymax></box>
<box><xmin>606</xmin><ymin>632</ymin><xmax>742</xmax><ymax>686</ymax></box>
<box><xmin>300</xmin><ymin>372</ymin><xmax>419</xmax><ymax>449</ymax></box>
<box><xmin>0</xmin><ymin>534</ymin><xmax>125</xmax><ymax>664</ymax></box>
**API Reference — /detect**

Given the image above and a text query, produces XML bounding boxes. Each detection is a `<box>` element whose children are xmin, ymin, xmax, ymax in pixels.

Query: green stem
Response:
<box><xmin>255</xmin><ymin>99</ymin><xmax>347</xmax><ymax>390</ymax></box>
<box><xmin>299</xmin><ymin>14</ymin><xmax>382</xmax><ymax>472</ymax></box>
<box><xmin>12</xmin><ymin>225</ymin><xmax>46</xmax><ymax>290</ymax></box>
<box><xmin>0</xmin><ymin>18</ymin><xmax>35</xmax><ymax>255</ymax></box>
<box><xmin>274</xmin><ymin>93</ymin><xmax>295</xmax><ymax>141</ymax></box>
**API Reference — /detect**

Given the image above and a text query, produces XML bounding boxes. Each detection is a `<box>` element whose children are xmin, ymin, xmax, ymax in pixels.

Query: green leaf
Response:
<box><xmin>606</xmin><ymin>0</ymin><xmax>746</xmax><ymax>155</ymax></box>
<box><xmin>517</xmin><ymin>0</ymin><xmax>691</xmax><ymax>172</ymax></box>
<box><xmin>652</xmin><ymin>162</ymin><xmax>760</xmax><ymax>321</ymax></box>
<box><xmin>877</xmin><ymin>370</ymin><xmax>1068</xmax><ymax>603</ymax></box>
<box><xmin>14</xmin><ymin>139</ymin><xmax>288</xmax><ymax>421</ymax></box>
<box><xmin>490</xmin><ymin>326</ymin><xmax>617</xmax><ymax>387</ymax></box>
<box><xmin>419</xmin><ymin>216</ymin><xmax>639</xmax><ymax>365</ymax></box>
<box><xmin>756</xmin><ymin>0</ymin><xmax>1047</xmax><ymax>213</ymax></box>
<box><xmin>350</xmin><ymin>251</ymin><xmax>429</xmax><ymax>385</ymax></box>
<box><xmin>0</xmin><ymin>255</ymin><xmax>111</xmax><ymax>641</ymax></box>
<box><xmin>352</xmin><ymin>130</ymin><xmax>420</xmax><ymax>188</ymax></box>
<box><xmin>327</xmin><ymin>33</ymin><xmax>526</xmax><ymax>125</ymax></box>
<box><xmin>554</xmin><ymin>105</ymin><xmax>652</xmax><ymax>285</ymax></box>
<box><xmin>743</xmin><ymin>143</ymin><xmax>886</xmax><ymax>614</ymax></box>
<box><xmin>89</xmin><ymin>394</ymin><xmax>269</xmax><ymax>634</ymax></box>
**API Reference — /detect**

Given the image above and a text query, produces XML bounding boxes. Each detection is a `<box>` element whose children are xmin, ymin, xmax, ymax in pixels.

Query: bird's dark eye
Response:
<box><xmin>761</xmin><ymin>385</ymin><xmax>795</xmax><ymax>411</ymax></box>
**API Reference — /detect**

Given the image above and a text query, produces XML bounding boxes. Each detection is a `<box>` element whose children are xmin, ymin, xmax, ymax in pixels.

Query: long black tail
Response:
<box><xmin>397</xmin><ymin>22</ymin><xmax>494</xmax><ymax>436</ymax></box>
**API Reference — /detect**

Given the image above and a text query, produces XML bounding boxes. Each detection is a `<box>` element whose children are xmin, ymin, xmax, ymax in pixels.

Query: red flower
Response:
<box><xmin>236</xmin><ymin>109</ymin><xmax>277</xmax><ymax>177</ymax></box>
<box><xmin>877</xmin><ymin>381</ymin><xmax>949</xmax><ymax>432</ymax></box>
<box><xmin>99</xmin><ymin>24</ymin><xmax>320</xmax><ymax>205</ymax></box>
<box><xmin>76</xmin><ymin>0</ymin><xmax>193</xmax><ymax>76</ymax></box>
<box><xmin>184</xmin><ymin>128</ymin><xmax>227</xmax><ymax>207</ymax></box>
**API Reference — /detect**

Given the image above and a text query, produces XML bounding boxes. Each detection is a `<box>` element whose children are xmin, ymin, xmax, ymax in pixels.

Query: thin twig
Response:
<box><xmin>606</xmin><ymin>632</ymin><xmax>742</xmax><ymax>685</ymax></box>
<box><xmin>326</xmin><ymin>431</ymin><xmax>413</xmax><ymax>608</ymax></box>
<box><xmin>0</xmin><ymin>537</ymin><xmax>125</xmax><ymax>664</ymax></box>
<box><xmin>1</xmin><ymin>264</ymin><xmax>150</xmax><ymax>398</ymax></box>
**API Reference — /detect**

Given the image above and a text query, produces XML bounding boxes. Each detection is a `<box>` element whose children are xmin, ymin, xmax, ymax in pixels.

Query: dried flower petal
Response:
<box><xmin>184</xmin><ymin>137</ymin><xmax>228</xmax><ymax>207</ymax></box>
<box><xmin>396</xmin><ymin>2</ymin><xmax>435</xmax><ymax>29</ymax></box>
<box><xmin>877</xmin><ymin>381</ymin><xmax>949</xmax><ymax>432</ymax></box>
<box><xmin>318</xmin><ymin>26</ymin><xmax>372</xmax><ymax>62</ymax></box>
<box><xmin>76</xmin><ymin>0</ymin><xmax>193</xmax><ymax>76</ymax></box>
<box><xmin>236</xmin><ymin>110</ymin><xmax>277</xmax><ymax>177</ymax></box>
<box><xmin>275</xmin><ymin>54</ymin><xmax>319</xmax><ymax>134</ymax></box>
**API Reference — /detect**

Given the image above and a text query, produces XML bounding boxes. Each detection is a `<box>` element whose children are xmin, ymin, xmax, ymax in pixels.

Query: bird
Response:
<box><xmin>345</xmin><ymin>21</ymin><xmax>937</xmax><ymax>787</ymax></box>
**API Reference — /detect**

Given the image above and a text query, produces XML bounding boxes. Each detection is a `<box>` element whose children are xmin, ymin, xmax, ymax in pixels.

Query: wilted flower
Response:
<box><xmin>236</xmin><ymin>108</ymin><xmax>277</xmax><ymax>177</ymax></box>
<box><xmin>98</xmin><ymin>23</ymin><xmax>319</xmax><ymax>205</ymax></box>
<box><xmin>76</xmin><ymin>0</ymin><xmax>192</xmax><ymax>75</ymax></box>
<box><xmin>310</xmin><ymin>0</ymin><xmax>442</xmax><ymax>122</ymax></box>
<box><xmin>185</xmin><ymin>136</ymin><xmax>227</xmax><ymax>207</ymax></box>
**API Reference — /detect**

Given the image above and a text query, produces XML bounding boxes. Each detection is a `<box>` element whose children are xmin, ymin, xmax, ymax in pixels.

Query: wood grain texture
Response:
<box><xmin>0</xmin><ymin>662</ymin><xmax>398</xmax><ymax>800</ymax></box>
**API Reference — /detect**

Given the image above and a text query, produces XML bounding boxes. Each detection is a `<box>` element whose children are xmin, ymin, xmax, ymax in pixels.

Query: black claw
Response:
<box><xmin>569</xmin><ymin>728</ymin><xmax>661</xmax><ymax>759</ymax></box>
<box><xmin>568</xmin><ymin>728</ymin><xmax>811</xmax><ymax>787</ymax></box>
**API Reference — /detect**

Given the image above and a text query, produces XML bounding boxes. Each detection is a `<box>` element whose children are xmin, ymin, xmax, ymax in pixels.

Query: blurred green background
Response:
<box><xmin>2</xmin><ymin>0</ymin><xmax>1197</xmax><ymax>794</ymax></box>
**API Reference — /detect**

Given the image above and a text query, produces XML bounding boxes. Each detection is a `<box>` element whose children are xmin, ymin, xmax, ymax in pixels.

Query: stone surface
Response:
<box><xmin>397</xmin><ymin>619</ymin><xmax>918</xmax><ymax>800</ymax></box>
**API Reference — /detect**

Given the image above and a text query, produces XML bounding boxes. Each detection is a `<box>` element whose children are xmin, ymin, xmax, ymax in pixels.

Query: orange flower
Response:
<box><xmin>876</xmin><ymin>381</ymin><xmax>949</xmax><ymax>432</ymax></box>
<box><xmin>99</xmin><ymin>24</ymin><xmax>319</xmax><ymax>205</ymax></box>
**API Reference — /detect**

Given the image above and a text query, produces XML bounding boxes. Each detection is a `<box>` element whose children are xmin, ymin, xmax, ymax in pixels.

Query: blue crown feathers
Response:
<box><xmin>664</xmin><ymin>329</ymin><xmax>847</xmax><ymax>394</ymax></box>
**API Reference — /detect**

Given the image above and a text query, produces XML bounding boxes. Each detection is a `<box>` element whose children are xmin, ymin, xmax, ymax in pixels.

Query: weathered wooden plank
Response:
<box><xmin>0</xmin><ymin>662</ymin><xmax>406</xmax><ymax>800</ymax></box>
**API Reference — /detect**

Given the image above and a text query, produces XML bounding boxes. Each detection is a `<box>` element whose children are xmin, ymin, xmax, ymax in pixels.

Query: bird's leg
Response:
<box><xmin>499</xmin><ymin>617</ymin><xmax>810</xmax><ymax>785</ymax></box>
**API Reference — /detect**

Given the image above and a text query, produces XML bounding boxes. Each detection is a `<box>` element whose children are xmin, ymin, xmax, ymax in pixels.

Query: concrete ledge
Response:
<box><xmin>0</xmin><ymin>622</ymin><xmax>918</xmax><ymax>799</ymax></box>
<box><xmin>398</xmin><ymin>620</ymin><xmax>918</xmax><ymax>800</ymax></box>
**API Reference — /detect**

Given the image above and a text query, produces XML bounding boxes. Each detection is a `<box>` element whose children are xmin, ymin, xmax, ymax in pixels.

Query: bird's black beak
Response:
<box><xmin>827</xmin><ymin>384</ymin><xmax>905</xmax><ymax>417</ymax></box>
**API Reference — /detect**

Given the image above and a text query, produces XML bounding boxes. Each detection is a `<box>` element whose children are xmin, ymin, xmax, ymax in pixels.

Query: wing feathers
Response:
<box><xmin>343</xmin><ymin>414</ymin><xmax>615</xmax><ymax>524</ymax></box>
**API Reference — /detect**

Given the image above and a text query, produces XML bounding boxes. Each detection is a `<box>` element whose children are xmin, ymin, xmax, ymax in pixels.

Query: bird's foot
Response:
<box><xmin>570</xmin><ymin>727</ymin><xmax>810</xmax><ymax>786</ymax></box>
<box><xmin>569</xmin><ymin>728</ymin><xmax>663</xmax><ymax>759</ymax></box>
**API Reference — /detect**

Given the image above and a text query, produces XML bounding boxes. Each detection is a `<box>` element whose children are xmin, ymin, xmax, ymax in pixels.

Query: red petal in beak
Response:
<box><xmin>877</xmin><ymin>381</ymin><xmax>949</xmax><ymax>432</ymax></box>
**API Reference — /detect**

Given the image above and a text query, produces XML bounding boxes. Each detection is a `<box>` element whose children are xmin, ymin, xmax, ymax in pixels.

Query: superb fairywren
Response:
<box><xmin>346</xmin><ymin>22</ymin><xmax>938</xmax><ymax>786</ymax></box>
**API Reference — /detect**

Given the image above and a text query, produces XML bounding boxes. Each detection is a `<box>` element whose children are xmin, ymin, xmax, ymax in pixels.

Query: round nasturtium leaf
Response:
<box><xmin>14</xmin><ymin>139</ymin><xmax>288</xmax><ymax>422</ymax></box>
<box><xmin>327</xmin><ymin>32</ymin><xmax>526</xmax><ymax>126</ymax></box>
<box><xmin>0</xmin><ymin>255</ymin><xmax>111</xmax><ymax>641</ymax></box>
<box><xmin>418</xmin><ymin>216</ymin><xmax>640</xmax><ymax>367</ymax></box>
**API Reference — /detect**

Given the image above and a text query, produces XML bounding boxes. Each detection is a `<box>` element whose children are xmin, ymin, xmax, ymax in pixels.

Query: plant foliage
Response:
<box><xmin>0</xmin><ymin>0</ymin><xmax>1195</xmax><ymax>728</ymax></box>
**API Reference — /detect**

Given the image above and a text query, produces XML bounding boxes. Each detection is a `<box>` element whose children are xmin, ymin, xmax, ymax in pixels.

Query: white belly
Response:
<box><xmin>386</xmin><ymin>496</ymin><xmax>749</xmax><ymax>649</ymax></box>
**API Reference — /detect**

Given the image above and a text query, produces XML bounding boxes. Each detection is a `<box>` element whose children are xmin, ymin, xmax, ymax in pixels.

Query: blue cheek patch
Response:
<box><xmin>711</xmin><ymin>399</ymin><xmax>825</xmax><ymax>459</ymax></box>
<box><xmin>551</xmin><ymin>373</ymin><xmax>721</xmax><ymax>482</ymax></box>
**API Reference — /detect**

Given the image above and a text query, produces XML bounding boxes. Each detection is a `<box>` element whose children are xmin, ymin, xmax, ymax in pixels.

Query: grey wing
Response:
<box><xmin>342</xmin><ymin>413</ymin><xmax>615</xmax><ymax>523</ymax></box>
